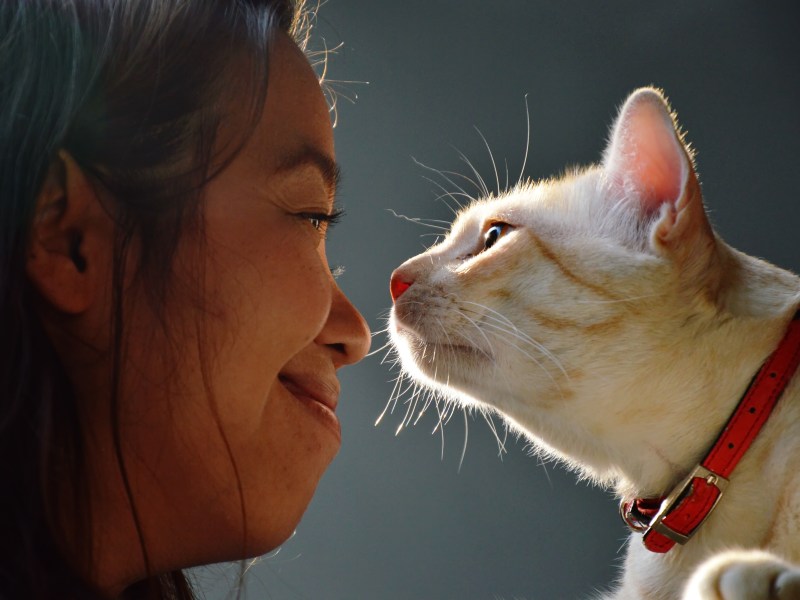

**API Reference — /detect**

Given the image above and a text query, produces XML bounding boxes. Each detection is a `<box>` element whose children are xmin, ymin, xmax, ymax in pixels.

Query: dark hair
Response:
<box><xmin>0</xmin><ymin>1</ymin><xmax>311</xmax><ymax>597</ymax></box>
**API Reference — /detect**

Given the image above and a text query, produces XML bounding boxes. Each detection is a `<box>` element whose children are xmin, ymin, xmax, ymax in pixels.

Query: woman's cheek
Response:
<box><xmin>269</xmin><ymin>242</ymin><xmax>333</xmax><ymax>348</ymax></box>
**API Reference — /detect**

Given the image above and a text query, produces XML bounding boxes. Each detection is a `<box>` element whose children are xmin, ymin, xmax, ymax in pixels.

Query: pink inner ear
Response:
<box><xmin>604</xmin><ymin>90</ymin><xmax>687</xmax><ymax>215</ymax></box>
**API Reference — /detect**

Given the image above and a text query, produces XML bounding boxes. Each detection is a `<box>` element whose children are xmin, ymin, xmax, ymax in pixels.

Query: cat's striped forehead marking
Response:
<box><xmin>524</xmin><ymin>230</ymin><xmax>620</xmax><ymax>302</ymax></box>
<box><xmin>487</xmin><ymin>287</ymin><xmax>513</xmax><ymax>300</ymax></box>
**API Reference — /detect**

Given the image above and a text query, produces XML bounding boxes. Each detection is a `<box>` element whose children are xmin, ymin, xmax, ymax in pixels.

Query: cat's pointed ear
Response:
<box><xmin>602</xmin><ymin>88</ymin><xmax>714</xmax><ymax>261</ymax></box>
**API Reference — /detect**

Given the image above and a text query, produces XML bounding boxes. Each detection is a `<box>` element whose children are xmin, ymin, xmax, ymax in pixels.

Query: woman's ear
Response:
<box><xmin>26</xmin><ymin>151</ymin><xmax>112</xmax><ymax>314</ymax></box>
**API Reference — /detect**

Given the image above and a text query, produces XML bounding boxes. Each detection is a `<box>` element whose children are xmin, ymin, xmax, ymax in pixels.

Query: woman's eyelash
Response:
<box><xmin>299</xmin><ymin>207</ymin><xmax>345</xmax><ymax>231</ymax></box>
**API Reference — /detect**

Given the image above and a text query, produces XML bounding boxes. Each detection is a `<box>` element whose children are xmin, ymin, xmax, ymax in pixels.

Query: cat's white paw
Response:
<box><xmin>682</xmin><ymin>550</ymin><xmax>800</xmax><ymax>600</ymax></box>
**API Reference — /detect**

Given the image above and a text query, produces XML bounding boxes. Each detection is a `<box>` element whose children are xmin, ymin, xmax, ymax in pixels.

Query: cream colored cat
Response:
<box><xmin>388</xmin><ymin>88</ymin><xmax>800</xmax><ymax>599</ymax></box>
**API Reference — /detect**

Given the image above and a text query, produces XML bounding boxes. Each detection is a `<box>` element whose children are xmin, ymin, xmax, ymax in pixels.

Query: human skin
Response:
<box><xmin>27</xmin><ymin>32</ymin><xmax>370</xmax><ymax>596</ymax></box>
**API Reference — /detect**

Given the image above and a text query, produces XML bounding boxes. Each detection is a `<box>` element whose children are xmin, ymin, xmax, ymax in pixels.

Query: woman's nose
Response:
<box><xmin>390</xmin><ymin>269</ymin><xmax>414</xmax><ymax>302</ymax></box>
<box><xmin>318</xmin><ymin>283</ymin><xmax>371</xmax><ymax>367</ymax></box>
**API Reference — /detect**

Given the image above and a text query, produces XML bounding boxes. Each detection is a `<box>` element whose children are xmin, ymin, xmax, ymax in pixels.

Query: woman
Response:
<box><xmin>0</xmin><ymin>1</ymin><xmax>370</xmax><ymax>598</ymax></box>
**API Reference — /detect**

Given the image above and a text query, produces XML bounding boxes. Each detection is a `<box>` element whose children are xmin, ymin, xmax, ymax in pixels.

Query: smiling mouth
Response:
<box><xmin>279</xmin><ymin>375</ymin><xmax>341</xmax><ymax>440</ymax></box>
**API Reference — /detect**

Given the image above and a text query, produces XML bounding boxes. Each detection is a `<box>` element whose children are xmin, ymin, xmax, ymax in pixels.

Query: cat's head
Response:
<box><xmin>388</xmin><ymin>87</ymin><xmax>795</xmax><ymax>490</ymax></box>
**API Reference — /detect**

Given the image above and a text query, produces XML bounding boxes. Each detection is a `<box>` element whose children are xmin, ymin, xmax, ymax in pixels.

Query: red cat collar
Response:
<box><xmin>620</xmin><ymin>310</ymin><xmax>800</xmax><ymax>553</ymax></box>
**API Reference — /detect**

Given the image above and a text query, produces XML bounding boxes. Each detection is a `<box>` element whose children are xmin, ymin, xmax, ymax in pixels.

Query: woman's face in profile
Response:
<box><xmin>90</xmin><ymin>33</ymin><xmax>371</xmax><ymax>579</ymax></box>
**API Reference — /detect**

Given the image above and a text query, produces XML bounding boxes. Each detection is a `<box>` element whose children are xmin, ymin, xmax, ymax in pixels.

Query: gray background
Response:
<box><xmin>198</xmin><ymin>2</ymin><xmax>800</xmax><ymax>599</ymax></box>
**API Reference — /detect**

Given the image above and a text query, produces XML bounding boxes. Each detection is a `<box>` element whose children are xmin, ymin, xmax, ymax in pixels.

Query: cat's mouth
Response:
<box><xmin>398</xmin><ymin>329</ymin><xmax>494</xmax><ymax>369</ymax></box>
<box><xmin>395</xmin><ymin>314</ymin><xmax>494</xmax><ymax>350</ymax></box>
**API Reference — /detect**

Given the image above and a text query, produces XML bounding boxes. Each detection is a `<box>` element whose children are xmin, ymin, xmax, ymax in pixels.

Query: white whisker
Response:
<box><xmin>474</xmin><ymin>126</ymin><xmax>501</xmax><ymax>196</ymax></box>
<box><xmin>455</xmin><ymin>148</ymin><xmax>490</xmax><ymax>198</ymax></box>
<box><xmin>366</xmin><ymin>339</ymin><xmax>394</xmax><ymax>359</ymax></box>
<box><xmin>482</xmin><ymin>411</ymin><xmax>508</xmax><ymax>457</ymax></box>
<box><xmin>413</xmin><ymin>157</ymin><xmax>475</xmax><ymax>207</ymax></box>
<box><xmin>376</xmin><ymin>369</ymin><xmax>407</xmax><ymax>426</ymax></box>
<box><xmin>432</xmin><ymin>397</ymin><xmax>447</xmax><ymax>458</ymax></box>
<box><xmin>386</xmin><ymin>208</ymin><xmax>450</xmax><ymax>231</ymax></box>
<box><xmin>518</xmin><ymin>93</ymin><xmax>531</xmax><ymax>188</ymax></box>
<box><xmin>479</xmin><ymin>321</ymin><xmax>566</xmax><ymax>392</ymax></box>
<box><xmin>455</xmin><ymin>311</ymin><xmax>497</xmax><ymax>362</ymax></box>
<box><xmin>402</xmin><ymin>382</ymin><xmax>424</xmax><ymax>430</ymax></box>
<box><xmin>434</xmin><ymin>164</ymin><xmax>487</xmax><ymax>200</ymax></box>
<box><xmin>458</xmin><ymin>409</ymin><xmax>469</xmax><ymax>473</ymax></box>
<box><xmin>459</xmin><ymin>301</ymin><xmax>567</xmax><ymax>378</ymax></box>
<box><xmin>430</xmin><ymin>188</ymin><xmax>477</xmax><ymax>206</ymax></box>
<box><xmin>420</xmin><ymin>175</ymin><xmax>465</xmax><ymax>215</ymax></box>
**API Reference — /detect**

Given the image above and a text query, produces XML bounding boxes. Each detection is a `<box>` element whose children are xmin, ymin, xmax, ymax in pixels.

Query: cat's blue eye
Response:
<box><xmin>483</xmin><ymin>222</ymin><xmax>510</xmax><ymax>251</ymax></box>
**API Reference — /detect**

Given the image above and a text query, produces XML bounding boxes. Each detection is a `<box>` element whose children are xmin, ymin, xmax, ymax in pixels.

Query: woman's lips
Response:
<box><xmin>279</xmin><ymin>374</ymin><xmax>341</xmax><ymax>439</ymax></box>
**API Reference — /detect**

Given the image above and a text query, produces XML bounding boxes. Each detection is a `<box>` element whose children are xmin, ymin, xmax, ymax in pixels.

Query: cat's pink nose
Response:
<box><xmin>390</xmin><ymin>270</ymin><xmax>413</xmax><ymax>302</ymax></box>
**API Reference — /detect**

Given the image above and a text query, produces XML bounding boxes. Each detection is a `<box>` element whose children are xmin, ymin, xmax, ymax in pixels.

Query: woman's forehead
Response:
<box><xmin>251</xmin><ymin>33</ymin><xmax>334</xmax><ymax>171</ymax></box>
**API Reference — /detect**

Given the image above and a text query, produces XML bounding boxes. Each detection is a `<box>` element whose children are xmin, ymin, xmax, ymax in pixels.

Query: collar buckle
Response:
<box><xmin>643</xmin><ymin>464</ymin><xmax>729</xmax><ymax>548</ymax></box>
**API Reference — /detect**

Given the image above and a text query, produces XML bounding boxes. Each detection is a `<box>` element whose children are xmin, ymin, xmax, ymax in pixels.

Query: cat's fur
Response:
<box><xmin>388</xmin><ymin>88</ymin><xmax>800</xmax><ymax>599</ymax></box>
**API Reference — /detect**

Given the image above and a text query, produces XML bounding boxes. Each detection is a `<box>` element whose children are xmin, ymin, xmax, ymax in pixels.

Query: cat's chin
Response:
<box><xmin>393</xmin><ymin>329</ymin><xmax>494</xmax><ymax>388</ymax></box>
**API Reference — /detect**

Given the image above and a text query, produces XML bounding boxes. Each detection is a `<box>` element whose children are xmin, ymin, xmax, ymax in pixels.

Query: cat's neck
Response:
<box><xmin>717</xmin><ymin>241</ymin><xmax>800</xmax><ymax>318</ymax></box>
<box><xmin>613</xmin><ymin>243</ymin><xmax>800</xmax><ymax>500</ymax></box>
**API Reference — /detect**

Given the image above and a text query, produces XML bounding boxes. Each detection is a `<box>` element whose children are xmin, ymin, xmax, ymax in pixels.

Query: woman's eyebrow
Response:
<box><xmin>273</xmin><ymin>145</ymin><xmax>341</xmax><ymax>195</ymax></box>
